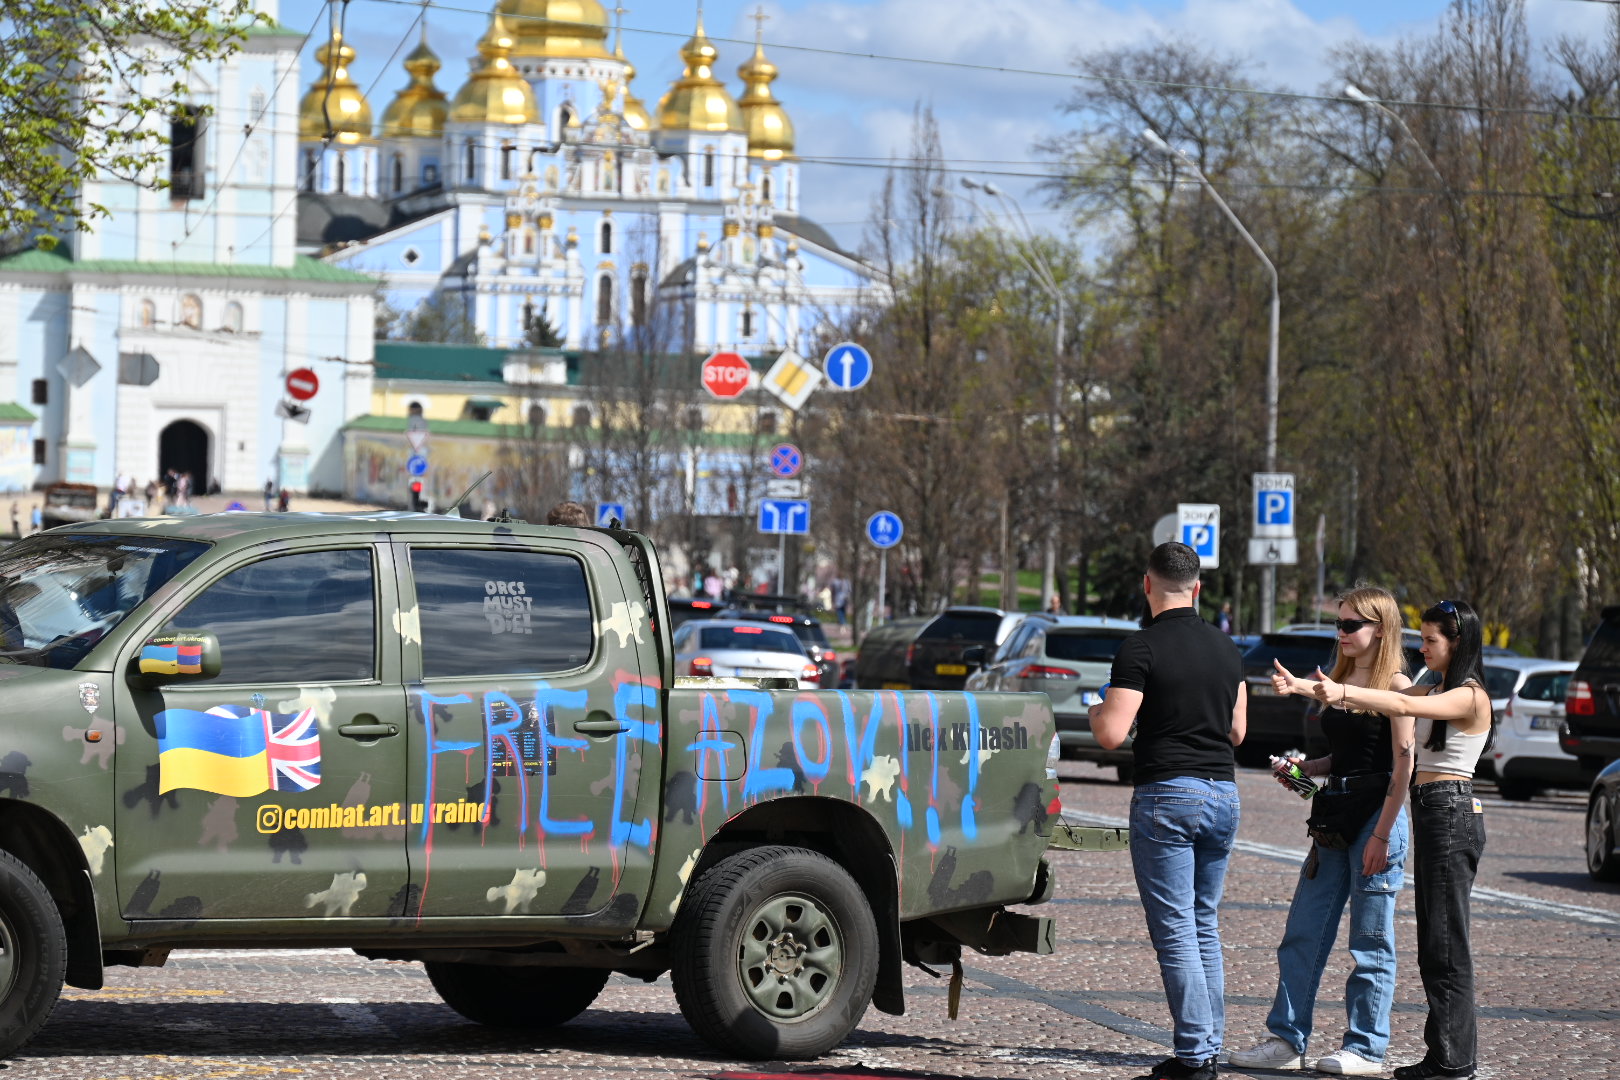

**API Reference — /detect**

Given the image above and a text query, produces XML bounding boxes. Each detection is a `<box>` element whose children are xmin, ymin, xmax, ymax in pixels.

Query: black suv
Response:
<box><xmin>1561</xmin><ymin>606</ymin><xmax>1620</xmax><ymax>768</ymax></box>
<box><xmin>906</xmin><ymin>607</ymin><xmax>1018</xmax><ymax>691</ymax></box>
<box><xmin>720</xmin><ymin>608</ymin><xmax>839</xmax><ymax>686</ymax></box>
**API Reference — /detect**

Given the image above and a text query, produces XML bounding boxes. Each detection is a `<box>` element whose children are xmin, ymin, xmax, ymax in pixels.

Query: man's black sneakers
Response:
<box><xmin>1132</xmin><ymin>1056</ymin><xmax>1218</xmax><ymax>1080</ymax></box>
<box><xmin>1392</xmin><ymin>1060</ymin><xmax>1475</xmax><ymax>1079</ymax></box>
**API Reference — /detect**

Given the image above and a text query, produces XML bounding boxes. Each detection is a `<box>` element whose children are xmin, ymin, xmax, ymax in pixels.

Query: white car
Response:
<box><xmin>1486</xmin><ymin>658</ymin><xmax>1579</xmax><ymax>800</ymax></box>
<box><xmin>671</xmin><ymin>619</ymin><xmax>820</xmax><ymax>685</ymax></box>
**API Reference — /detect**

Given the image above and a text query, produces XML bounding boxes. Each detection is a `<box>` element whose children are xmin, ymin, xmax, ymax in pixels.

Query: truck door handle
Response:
<box><xmin>339</xmin><ymin>722</ymin><xmax>399</xmax><ymax>739</ymax></box>
<box><xmin>574</xmin><ymin>715</ymin><xmax>629</xmax><ymax>736</ymax></box>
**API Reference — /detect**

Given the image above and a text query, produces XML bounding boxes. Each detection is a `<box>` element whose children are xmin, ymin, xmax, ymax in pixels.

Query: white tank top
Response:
<box><xmin>1414</xmin><ymin>684</ymin><xmax>1489</xmax><ymax>777</ymax></box>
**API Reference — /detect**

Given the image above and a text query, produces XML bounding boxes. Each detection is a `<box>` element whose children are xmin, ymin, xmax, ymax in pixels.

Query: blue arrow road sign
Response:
<box><xmin>758</xmin><ymin>499</ymin><xmax>811</xmax><ymax>535</ymax></box>
<box><xmin>406</xmin><ymin>454</ymin><xmax>429</xmax><ymax>477</ymax></box>
<box><xmin>769</xmin><ymin>443</ymin><xmax>803</xmax><ymax>478</ymax></box>
<box><xmin>823</xmin><ymin>341</ymin><xmax>873</xmax><ymax>391</ymax></box>
<box><xmin>596</xmin><ymin>502</ymin><xmax>626</xmax><ymax>527</ymax></box>
<box><xmin>866</xmin><ymin>510</ymin><xmax>903</xmax><ymax>549</ymax></box>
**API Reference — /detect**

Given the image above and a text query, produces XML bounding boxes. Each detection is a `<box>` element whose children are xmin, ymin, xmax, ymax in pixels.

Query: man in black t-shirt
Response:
<box><xmin>1090</xmin><ymin>542</ymin><xmax>1247</xmax><ymax>1080</ymax></box>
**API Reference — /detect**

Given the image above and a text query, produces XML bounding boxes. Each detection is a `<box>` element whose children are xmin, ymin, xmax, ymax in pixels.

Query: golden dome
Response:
<box><xmin>450</xmin><ymin>14</ymin><xmax>539</xmax><ymax>126</ymax></box>
<box><xmin>737</xmin><ymin>30</ymin><xmax>793</xmax><ymax>159</ymax></box>
<box><xmin>656</xmin><ymin>14</ymin><xmax>743</xmax><ymax>134</ymax></box>
<box><xmin>381</xmin><ymin>32</ymin><xmax>449</xmax><ymax>138</ymax></box>
<box><xmin>496</xmin><ymin>0</ymin><xmax>611</xmax><ymax>59</ymax></box>
<box><xmin>613</xmin><ymin>17</ymin><xmax>652</xmax><ymax>131</ymax></box>
<box><xmin>298</xmin><ymin>33</ymin><xmax>374</xmax><ymax>143</ymax></box>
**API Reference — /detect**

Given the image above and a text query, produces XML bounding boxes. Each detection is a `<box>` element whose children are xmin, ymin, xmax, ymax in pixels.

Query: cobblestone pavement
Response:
<box><xmin>9</xmin><ymin>762</ymin><xmax>1615</xmax><ymax>1080</ymax></box>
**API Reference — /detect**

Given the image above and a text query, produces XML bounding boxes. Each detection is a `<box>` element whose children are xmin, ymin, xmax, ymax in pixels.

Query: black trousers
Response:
<box><xmin>1411</xmin><ymin>780</ymin><xmax>1485</xmax><ymax>1071</ymax></box>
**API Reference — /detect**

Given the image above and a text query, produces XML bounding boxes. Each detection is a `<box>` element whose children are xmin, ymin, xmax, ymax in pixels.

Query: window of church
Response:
<box><xmin>758</xmin><ymin>411</ymin><xmax>778</xmax><ymax>436</ymax></box>
<box><xmin>336</xmin><ymin>154</ymin><xmax>347</xmax><ymax>192</ymax></box>
<box><xmin>572</xmin><ymin>405</ymin><xmax>591</xmax><ymax>428</ymax></box>
<box><xmin>523</xmin><ymin>230</ymin><xmax>535</xmax><ymax>255</ymax></box>
<box><xmin>465</xmin><ymin>141</ymin><xmax>476</xmax><ymax>183</ymax></box>
<box><xmin>740</xmin><ymin>309</ymin><xmax>754</xmax><ymax>338</ymax></box>
<box><xmin>179</xmin><ymin>295</ymin><xmax>202</xmax><ymax>330</ymax></box>
<box><xmin>222</xmin><ymin>301</ymin><xmax>243</xmax><ymax>333</ymax></box>
<box><xmin>169</xmin><ymin>105</ymin><xmax>205</xmax><ymax>201</ymax></box>
<box><xmin>250</xmin><ymin>89</ymin><xmax>266</xmax><ymax>121</ymax></box>
<box><xmin>630</xmin><ymin>270</ymin><xmax>648</xmax><ymax>327</ymax></box>
<box><xmin>527</xmin><ymin>404</ymin><xmax>545</xmax><ymax>429</ymax></box>
<box><xmin>558</xmin><ymin>104</ymin><xmax>575</xmax><ymax>138</ymax></box>
<box><xmin>32</xmin><ymin>439</ymin><xmax>45</xmax><ymax>467</ymax></box>
<box><xmin>30</xmin><ymin>380</ymin><xmax>46</xmax><ymax>407</ymax></box>
<box><xmin>402</xmin><ymin>247</ymin><xmax>421</xmax><ymax>267</ymax></box>
<box><xmin>596</xmin><ymin>274</ymin><xmax>614</xmax><ymax>326</ymax></box>
<box><xmin>302</xmin><ymin>150</ymin><xmax>318</xmax><ymax>192</ymax></box>
<box><xmin>137</xmin><ymin>299</ymin><xmax>156</xmax><ymax>328</ymax></box>
<box><xmin>762</xmin><ymin>175</ymin><xmax>772</xmax><ymax>202</ymax></box>
<box><xmin>423</xmin><ymin>163</ymin><xmax>439</xmax><ymax>186</ymax></box>
<box><xmin>684</xmin><ymin>406</ymin><xmax>703</xmax><ymax>431</ymax></box>
<box><xmin>407</xmin><ymin>401</ymin><xmax>425</xmax><ymax>418</ymax></box>
<box><xmin>599</xmin><ymin>220</ymin><xmax>612</xmax><ymax>254</ymax></box>
<box><xmin>501</xmin><ymin>144</ymin><xmax>514</xmax><ymax>180</ymax></box>
<box><xmin>703</xmin><ymin>147</ymin><xmax>715</xmax><ymax>188</ymax></box>
<box><xmin>392</xmin><ymin>155</ymin><xmax>403</xmax><ymax>193</ymax></box>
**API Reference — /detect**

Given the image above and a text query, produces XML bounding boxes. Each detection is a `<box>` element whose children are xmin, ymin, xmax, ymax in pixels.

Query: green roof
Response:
<box><xmin>373</xmin><ymin>341</ymin><xmax>577</xmax><ymax>385</ymax></box>
<box><xmin>0</xmin><ymin>248</ymin><xmax>374</xmax><ymax>285</ymax></box>
<box><xmin>345</xmin><ymin>413</ymin><xmax>777</xmax><ymax>449</ymax></box>
<box><xmin>0</xmin><ymin>404</ymin><xmax>36</xmax><ymax>422</ymax></box>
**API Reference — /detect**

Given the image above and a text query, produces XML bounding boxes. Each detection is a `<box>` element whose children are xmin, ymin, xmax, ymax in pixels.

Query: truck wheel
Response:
<box><xmin>1588</xmin><ymin>794</ymin><xmax>1620</xmax><ymax>883</ymax></box>
<box><xmin>672</xmin><ymin>846</ymin><xmax>877</xmax><ymax>1060</ymax></box>
<box><xmin>0</xmin><ymin>850</ymin><xmax>66</xmax><ymax>1059</ymax></box>
<box><xmin>425</xmin><ymin>963</ymin><xmax>609</xmax><ymax>1028</ymax></box>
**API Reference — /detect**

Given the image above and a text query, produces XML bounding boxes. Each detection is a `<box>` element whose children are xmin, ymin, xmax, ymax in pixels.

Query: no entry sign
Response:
<box><xmin>285</xmin><ymin>368</ymin><xmax>320</xmax><ymax>401</ymax></box>
<box><xmin>701</xmin><ymin>352</ymin><xmax>751</xmax><ymax>399</ymax></box>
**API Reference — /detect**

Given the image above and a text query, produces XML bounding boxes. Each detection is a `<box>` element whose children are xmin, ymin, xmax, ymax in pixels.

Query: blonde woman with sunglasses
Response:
<box><xmin>1227</xmin><ymin>587</ymin><xmax>1415</xmax><ymax>1076</ymax></box>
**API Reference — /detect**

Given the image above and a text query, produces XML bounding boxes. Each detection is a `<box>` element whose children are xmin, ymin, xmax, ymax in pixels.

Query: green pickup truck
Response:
<box><xmin>0</xmin><ymin>513</ymin><xmax>1062</xmax><ymax>1060</ymax></box>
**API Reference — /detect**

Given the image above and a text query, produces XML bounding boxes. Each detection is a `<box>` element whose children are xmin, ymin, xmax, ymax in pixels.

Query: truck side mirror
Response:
<box><xmin>129</xmin><ymin>630</ymin><xmax>223</xmax><ymax>686</ymax></box>
<box><xmin>962</xmin><ymin>645</ymin><xmax>987</xmax><ymax>665</ymax></box>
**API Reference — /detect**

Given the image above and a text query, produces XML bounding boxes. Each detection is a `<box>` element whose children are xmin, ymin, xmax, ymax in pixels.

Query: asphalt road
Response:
<box><xmin>9</xmin><ymin>762</ymin><xmax>1615</xmax><ymax>1080</ymax></box>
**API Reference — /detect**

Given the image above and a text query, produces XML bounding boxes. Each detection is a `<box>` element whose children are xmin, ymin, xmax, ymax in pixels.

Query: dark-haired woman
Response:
<box><xmin>1272</xmin><ymin>600</ymin><xmax>1490</xmax><ymax>1080</ymax></box>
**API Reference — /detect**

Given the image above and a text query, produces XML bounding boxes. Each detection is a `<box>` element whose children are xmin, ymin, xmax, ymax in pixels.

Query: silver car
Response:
<box><xmin>966</xmin><ymin>613</ymin><xmax>1141</xmax><ymax>782</ymax></box>
<box><xmin>671</xmin><ymin>619</ymin><xmax>820</xmax><ymax>686</ymax></box>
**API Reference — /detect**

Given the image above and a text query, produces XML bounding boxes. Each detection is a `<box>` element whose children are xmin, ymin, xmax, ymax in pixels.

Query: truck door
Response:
<box><xmin>113</xmin><ymin>543</ymin><xmax>409</xmax><ymax>921</ymax></box>
<box><xmin>397</xmin><ymin>537</ymin><xmax>656</xmax><ymax>922</ymax></box>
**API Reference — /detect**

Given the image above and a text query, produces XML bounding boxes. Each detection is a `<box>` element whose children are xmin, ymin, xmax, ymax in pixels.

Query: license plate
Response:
<box><xmin>936</xmin><ymin>663</ymin><xmax>968</xmax><ymax>676</ymax></box>
<box><xmin>1529</xmin><ymin>716</ymin><xmax>1559</xmax><ymax>731</ymax></box>
<box><xmin>1250</xmin><ymin>683</ymin><xmax>1277</xmax><ymax>697</ymax></box>
<box><xmin>881</xmin><ymin>682</ymin><xmax>911</xmax><ymax>691</ymax></box>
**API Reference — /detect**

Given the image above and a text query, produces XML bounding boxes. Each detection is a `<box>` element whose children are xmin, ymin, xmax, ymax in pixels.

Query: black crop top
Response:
<box><xmin>1319</xmin><ymin>705</ymin><xmax>1393</xmax><ymax>777</ymax></box>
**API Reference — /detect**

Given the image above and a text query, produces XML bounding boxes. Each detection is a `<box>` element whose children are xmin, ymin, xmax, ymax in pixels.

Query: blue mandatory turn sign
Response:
<box><xmin>596</xmin><ymin>502</ymin><xmax>626</xmax><ymax>527</ymax></box>
<box><xmin>758</xmin><ymin>499</ymin><xmax>811</xmax><ymax>535</ymax></box>
<box><xmin>768</xmin><ymin>443</ymin><xmax>803</xmax><ymax>478</ymax></box>
<box><xmin>406</xmin><ymin>454</ymin><xmax>429</xmax><ymax>477</ymax></box>
<box><xmin>823</xmin><ymin>341</ymin><xmax>873</xmax><ymax>391</ymax></box>
<box><xmin>866</xmin><ymin>510</ymin><xmax>903</xmax><ymax>549</ymax></box>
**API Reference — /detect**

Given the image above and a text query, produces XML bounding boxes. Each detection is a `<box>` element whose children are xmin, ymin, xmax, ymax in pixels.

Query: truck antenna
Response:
<box><xmin>445</xmin><ymin>471</ymin><xmax>492</xmax><ymax>517</ymax></box>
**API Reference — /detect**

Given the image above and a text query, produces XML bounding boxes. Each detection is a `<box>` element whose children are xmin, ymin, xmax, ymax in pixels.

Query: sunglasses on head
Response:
<box><xmin>1437</xmin><ymin>600</ymin><xmax>1458</xmax><ymax>615</ymax></box>
<box><xmin>1334</xmin><ymin>617</ymin><xmax>1379</xmax><ymax>634</ymax></box>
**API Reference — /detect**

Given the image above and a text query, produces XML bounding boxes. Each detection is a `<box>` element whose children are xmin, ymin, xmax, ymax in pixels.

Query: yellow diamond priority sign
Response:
<box><xmin>762</xmin><ymin>348</ymin><xmax>822</xmax><ymax>411</ymax></box>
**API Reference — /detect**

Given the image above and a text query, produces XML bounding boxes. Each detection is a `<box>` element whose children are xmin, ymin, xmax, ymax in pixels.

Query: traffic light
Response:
<box><xmin>409</xmin><ymin>479</ymin><xmax>426</xmax><ymax>512</ymax></box>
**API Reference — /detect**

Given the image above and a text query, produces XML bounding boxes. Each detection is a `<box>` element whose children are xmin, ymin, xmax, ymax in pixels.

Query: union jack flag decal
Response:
<box><xmin>199</xmin><ymin>703</ymin><xmax>322</xmax><ymax>793</ymax></box>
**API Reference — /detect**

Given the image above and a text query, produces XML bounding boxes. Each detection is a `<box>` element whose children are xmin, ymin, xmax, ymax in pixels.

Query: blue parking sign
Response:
<box><xmin>1257</xmin><ymin>489</ymin><xmax>1292</xmax><ymax>527</ymax></box>
<box><xmin>1182</xmin><ymin>524</ymin><xmax>1217</xmax><ymax>558</ymax></box>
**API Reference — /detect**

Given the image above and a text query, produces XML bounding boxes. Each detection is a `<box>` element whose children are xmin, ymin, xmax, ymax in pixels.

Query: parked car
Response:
<box><xmin>966</xmin><ymin>613</ymin><xmax>1141</xmax><ymax>782</ymax></box>
<box><xmin>1247</xmin><ymin>630</ymin><xmax>1427</xmax><ymax>761</ymax></box>
<box><xmin>853</xmin><ymin>618</ymin><xmax>931</xmax><ymax>689</ymax></box>
<box><xmin>671</xmin><ymin>619</ymin><xmax>820</xmax><ymax>685</ymax></box>
<box><xmin>906</xmin><ymin>607</ymin><xmax>1022</xmax><ymax>691</ymax></box>
<box><xmin>40</xmin><ymin>482</ymin><xmax>100</xmax><ymax>530</ymax></box>
<box><xmin>1585</xmin><ymin>758</ymin><xmax>1620</xmax><ymax>882</ymax></box>
<box><xmin>1481</xmin><ymin>658</ymin><xmax>1577</xmax><ymax>795</ymax></box>
<box><xmin>1561</xmin><ymin>606</ymin><xmax>1620</xmax><ymax>770</ymax></box>
<box><xmin>667</xmin><ymin>596</ymin><xmax>725</xmax><ymax>631</ymax></box>
<box><xmin>720</xmin><ymin>608</ymin><xmax>838</xmax><ymax>686</ymax></box>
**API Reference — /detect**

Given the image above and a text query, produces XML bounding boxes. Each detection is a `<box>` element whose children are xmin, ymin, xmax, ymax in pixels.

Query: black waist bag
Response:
<box><xmin>1306</xmin><ymin>785</ymin><xmax>1387</xmax><ymax>850</ymax></box>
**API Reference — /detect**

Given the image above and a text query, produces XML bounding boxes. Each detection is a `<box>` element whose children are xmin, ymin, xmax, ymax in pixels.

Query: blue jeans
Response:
<box><xmin>1266</xmin><ymin>803</ymin><xmax>1409</xmax><ymax>1060</ymax></box>
<box><xmin>1130</xmin><ymin>777</ymin><xmax>1242</xmax><ymax>1064</ymax></box>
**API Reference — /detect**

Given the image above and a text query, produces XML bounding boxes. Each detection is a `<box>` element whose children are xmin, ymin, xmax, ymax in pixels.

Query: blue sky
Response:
<box><xmin>275</xmin><ymin>0</ymin><xmax>1611</xmax><ymax>244</ymax></box>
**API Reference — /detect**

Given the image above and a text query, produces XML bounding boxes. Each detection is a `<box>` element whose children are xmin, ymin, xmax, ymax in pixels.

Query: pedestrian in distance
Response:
<box><xmin>1215</xmin><ymin>601</ymin><xmax>1234</xmax><ymax>635</ymax></box>
<box><xmin>545</xmin><ymin>501</ymin><xmax>591</xmax><ymax>527</ymax></box>
<box><xmin>831</xmin><ymin>575</ymin><xmax>850</xmax><ymax>628</ymax></box>
<box><xmin>1227</xmin><ymin>585</ymin><xmax>1415</xmax><ymax>1075</ymax></box>
<box><xmin>1272</xmin><ymin>599</ymin><xmax>1492</xmax><ymax>1080</ymax></box>
<box><xmin>1046</xmin><ymin>593</ymin><xmax>1063</xmax><ymax>614</ymax></box>
<box><xmin>262</xmin><ymin>479</ymin><xmax>275</xmax><ymax>512</ymax></box>
<box><xmin>1089</xmin><ymin>541</ymin><xmax>1247</xmax><ymax>1080</ymax></box>
<box><xmin>8</xmin><ymin>502</ymin><xmax>17</xmax><ymax>538</ymax></box>
<box><xmin>276</xmin><ymin>488</ymin><xmax>290</xmax><ymax>512</ymax></box>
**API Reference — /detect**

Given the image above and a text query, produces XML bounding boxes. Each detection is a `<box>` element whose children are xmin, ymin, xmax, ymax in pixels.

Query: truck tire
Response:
<box><xmin>424</xmin><ymin>963</ymin><xmax>609</xmax><ymax>1028</ymax></box>
<box><xmin>0</xmin><ymin>850</ymin><xmax>66</xmax><ymax>1059</ymax></box>
<box><xmin>671</xmin><ymin>845</ymin><xmax>878</xmax><ymax>1060</ymax></box>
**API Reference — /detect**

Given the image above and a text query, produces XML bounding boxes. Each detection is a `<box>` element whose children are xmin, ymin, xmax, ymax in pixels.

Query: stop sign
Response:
<box><xmin>701</xmin><ymin>352</ymin><xmax>752</xmax><ymax>399</ymax></box>
<box><xmin>285</xmin><ymin>367</ymin><xmax>320</xmax><ymax>401</ymax></box>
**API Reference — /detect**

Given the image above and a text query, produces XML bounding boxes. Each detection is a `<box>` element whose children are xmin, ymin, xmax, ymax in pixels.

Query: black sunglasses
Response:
<box><xmin>1334</xmin><ymin>617</ymin><xmax>1379</xmax><ymax>634</ymax></box>
<box><xmin>1437</xmin><ymin>600</ymin><xmax>1458</xmax><ymax>615</ymax></box>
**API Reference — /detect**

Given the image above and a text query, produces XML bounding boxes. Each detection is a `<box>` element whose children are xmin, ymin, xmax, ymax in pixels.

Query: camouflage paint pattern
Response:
<box><xmin>0</xmin><ymin>513</ymin><xmax>1054</xmax><ymax>949</ymax></box>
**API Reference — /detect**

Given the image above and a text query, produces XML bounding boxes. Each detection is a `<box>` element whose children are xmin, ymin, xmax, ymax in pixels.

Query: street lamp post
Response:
<box><xmin>1142</xmin><ymin>128</ymin><xmax>1281</xmax><ymax>631</ymax></box>
<box><xmin>959</xmin><ymin>177</ymin><xmax>1067</xmax><ymax>614</ymax></box>
<box><xmin>1344</xmin><ymin>84</ymin><xmax>1447</xmax><ymax>186</ymax></box>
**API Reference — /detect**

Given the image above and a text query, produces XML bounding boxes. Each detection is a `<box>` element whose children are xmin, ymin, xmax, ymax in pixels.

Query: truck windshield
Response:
<box><xmin>0</xmin><ymin>534</ymin><xmax>208</xmax><ymax>669</ymax></box>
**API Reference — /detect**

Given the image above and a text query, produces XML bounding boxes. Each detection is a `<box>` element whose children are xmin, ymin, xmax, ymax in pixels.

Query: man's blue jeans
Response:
<box><xmin>1130</xmin><ymin>777</ymin><xmax>1242</xmax><ymax>1064</ymax></box>
<box><xmin>1266</xmin><ymin>804</ymin><xmax>1409</xmax><ymax>1060</ymax></box>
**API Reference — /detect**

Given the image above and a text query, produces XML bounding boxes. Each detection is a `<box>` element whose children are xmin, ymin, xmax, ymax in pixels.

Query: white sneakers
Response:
<box><xmin>1314</xmin><ymin>1048</ymin><xmax>1385</xmax><ymax>1075</ymax></box>
<box><xmin>1225</xmin><ymin>1036</ymin><xmax>1306</xmax><ymax>1069</ymax></box>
